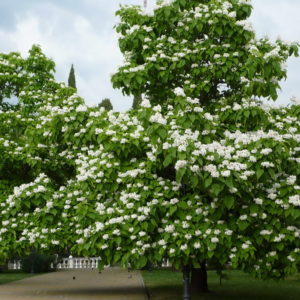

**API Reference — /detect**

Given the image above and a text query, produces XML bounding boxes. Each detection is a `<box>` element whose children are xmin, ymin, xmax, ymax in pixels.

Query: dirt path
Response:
<box><xmin>0</xmin><ymin>268</ymin><xmax>147</xmax><ymax>300</ymax></box>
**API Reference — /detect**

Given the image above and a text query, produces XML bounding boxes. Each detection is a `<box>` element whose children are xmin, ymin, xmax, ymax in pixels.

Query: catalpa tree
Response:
<box><xmin>0</xmin><ymin>0</ymin><xmax>299</xmax><ymax>298</ymax></box>
<box><xmin>112</xmin><ymin>0</ymin><xmax>297</xmax><ymax>104</ymax></box>
<box><xmin>1</xmin><ymin>76</ymin><xmax>299</xmax><ymax>285</ymax></box>
<box><xmin>110</xmin><ymin>0</ymin><xmax>300</xmax><ymax>277</ymax></box>
<box><xmin>0</xmin><ymin>46</ymin><xmax>80</xmax><ymax>259</ymax></box>
<box><xmin>0</xmin><ymin>45</ymin><xmax>65</xmax><ymax>206</ymax></box>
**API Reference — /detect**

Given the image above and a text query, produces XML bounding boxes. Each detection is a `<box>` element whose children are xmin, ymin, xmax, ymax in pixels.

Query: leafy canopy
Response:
<box><xmin>0</xmin><ymin>1</ymin><xmax>299</xmax><ymax>280</ymax></box>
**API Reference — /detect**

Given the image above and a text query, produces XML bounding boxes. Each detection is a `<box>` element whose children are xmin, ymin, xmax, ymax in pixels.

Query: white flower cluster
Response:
<box><xmin>289</xmin><ymin>195</ymin><xmax>300</xmax><ymax>207</ymax></box>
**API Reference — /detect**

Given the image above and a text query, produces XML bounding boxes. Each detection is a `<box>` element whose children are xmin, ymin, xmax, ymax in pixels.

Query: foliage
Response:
<box><xmin>112</xmin><ymin>0</ymin><xmax>299</xmax><ymax>105</ymax></box>
<box><xmin>0</xmin><ymin>0</ymin><xmax>299</xmax><ymax>283</ymax></box>
<box><xmin>21</xmin><ymin>251</ymin><xmax>54</xmax><ymax>273</ymax></box>
<box><xmin>98</xmin><ymin>98</ymin><xmax>113</xmax><ymax>111</ymax></box>
<box><xmin>0</xmin><ymin>45</ymin><xmax>56</xmax><ymax>114</ymax></box>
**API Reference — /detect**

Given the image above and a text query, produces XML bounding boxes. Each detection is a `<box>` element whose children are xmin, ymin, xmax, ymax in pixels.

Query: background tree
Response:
<box><xmin>98</xmin><ymin>98</ymin><xmax>113</xmax><ymax>111</ymax></box>
<box><xmin>132</xmin><ymin>94</ymin><xmax>142</xmax><ymax>109</ymax></box>
<box><xmin>68</xmin><ymin>64</ymin><xmax>77</xmax><ymax>90</ymax></box>
<box><xmin>112</xmin><ymin>0</ymin><xmax>298</xmax><ymax>106</ymax></box>
<box><xmin>0</xmin><ymin>46</ymin><xmax>79</xmax><ymax>262</ymax></box>
<box><xmin>0</xmin><ymin>45</ymin><xmax>59</xmax><ymax>196</ymax></box>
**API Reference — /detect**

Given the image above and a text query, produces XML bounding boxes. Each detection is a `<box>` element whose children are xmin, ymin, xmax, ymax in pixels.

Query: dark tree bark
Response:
<box><xmin>191</xmin><ymin>261</ymin><xmax>209</xmax><ymax>294</ymax></box>
<box><xmin>182</xmin><ymin>265</ymin><xmax>192</xmax><ymax>300</ymax></box>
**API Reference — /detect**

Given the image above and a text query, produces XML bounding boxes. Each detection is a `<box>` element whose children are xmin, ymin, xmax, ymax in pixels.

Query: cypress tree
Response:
<box><xmin>132</xmin><ymin>94</ymin><xmax>142</xmax><ymax>109</ymax></box>
<box><xmin>68</xmin><ymin>64</ymin><xmax>77</xmax><ymax>89</ymax></box>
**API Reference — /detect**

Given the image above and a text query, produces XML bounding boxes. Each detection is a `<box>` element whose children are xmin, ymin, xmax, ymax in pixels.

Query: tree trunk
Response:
<box><xmin>182</xmin><ymin>265</ymin><xmax>191</xmax><ymax>300</ymax></box>
<box><xmin>191</xmin><ymin>261</ymin><xmax>209</xmax><ymax>294</ymax></box>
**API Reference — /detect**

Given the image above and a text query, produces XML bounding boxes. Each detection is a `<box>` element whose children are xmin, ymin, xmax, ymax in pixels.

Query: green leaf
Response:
<box><xmin>158</xmin><ymin>127</ymin><xmax>167</xmax><ymax>139</ymax></box>
<box><xmin>244</xmin><ymin>110</ymin><xmax>250</xmax><ymax>118</ymax></box>
<box><xmin>141</xmin><ymin>222</ymin><xmax>148</xmax><ymax>230</ymax></box>
<box><xmin>204</xmin><ymin>177</ymin><xmax>213</xmax><ymax>188</ymax></box>
<box><xmin>163</xmin><ymin>154</ymin><xmax>173</xmax><ymax>167</ymax></box>
<box><xmin>224</xmin><ymin>195</ymin><xmax>234</xmax><ymax>209</ymax></box>
<box><xmin>191</xmin><ymin>176</ymin><xmax>199</xmax><ymax>188</ymax></box>
<box><xmin>138</xmin><ymin>256</ymin><xmax>147</xmax><ymax>268</ymax></box>
<box><xmin>136</xmin><ymin>76</ymin><xmax>143</xmax><ymax>84</ymax></box>
<box><xmin>256</xmin><ymin>167</ymin><xmax>264</xmax><ymax>180</ymax></box>
<box><xmin>170</xmin><ymin>206</ymin><xmax>177</xmax><ymax>215</ymax></box>
<box><xmin>176</xmin><ymin>168</ymin><xmax>186</xmax><ymax>182</ymax></box>
<box><xmin>215</xmin><ymin>26</ymin><xmax>223</xmax><ymax>35</ymax></box>
<box><xmin>178</xmin><ymin>201</ymin><xmax>188</xmax><ymax>209</ymax></box>
<box><xmin>206</xmin><ymin>251</ymin><xmax>213</xmax><ymax>258</ymax></box>
<box><xmin>113</xmin><ymin>252</ymin><xmax>121</xmax><ymax>264</ymax></box>
<box><xmin>222</xmin><ymin>178</ymin><xmax>234</xmax><ymax>189</ymax></box>
<box><xmin>197</xmin><ymin>23</ymin><xmax>203</xmax><ymax>32</ymax></box>
<box><xmin>238</xmin><ymin>221</ymin><xmax>249</xmax><ymax>231</ymax></box>
<box><xmin>268</xmin><ymin>168</ymin><xmax>275</xmax><ymax>180</ymax></box>
<box><xmin>211</xmin><ymin>183</ymin><xmax>224</xmax><ymax>196</ymax></box>
<box><xmin>276</xmin><ymin>243</ymin><xmax>284</xmax><ymax>251</ymax></box>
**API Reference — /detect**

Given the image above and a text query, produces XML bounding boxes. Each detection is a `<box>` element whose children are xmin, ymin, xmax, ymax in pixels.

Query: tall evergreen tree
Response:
<box><xmin>132</xmin><ymin>94</ymin><xmax>142</xmax><ymax>109</ymax></box>
<box><xmin>68</xmin><ymin>64</ymin><xmax>77</xmax><ymax>89</ymax></box>
<box><xmin>98</xmin><ymin>98</ymin><xmax>113</xmax><ymax>111</ymax></box>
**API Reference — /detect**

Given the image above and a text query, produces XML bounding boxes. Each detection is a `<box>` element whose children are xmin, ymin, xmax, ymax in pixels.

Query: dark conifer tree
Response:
<box><xmin>68</xmin><ymin>64</ymin><xmax>77</xmax><ymax>89</ymax></box>
<box><xmin>132</xmin><ymin>94</ymin><xmax>142</xmax><ymax>109</ymax></box>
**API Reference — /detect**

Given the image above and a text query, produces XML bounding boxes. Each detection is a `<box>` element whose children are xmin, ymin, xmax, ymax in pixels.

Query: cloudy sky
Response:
<box><xmin>0</xmin><ymin>0</ymin><xmax>299</xmax><ymax>111</ymax></box>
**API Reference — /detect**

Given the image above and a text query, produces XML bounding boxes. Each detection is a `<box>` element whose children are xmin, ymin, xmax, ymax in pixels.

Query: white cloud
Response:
<box><xmin>250</xmin><ymin>0</ymin><xmax>300</xmax><ymax>105</ymax></box>
<box><xmin>0</xmin><ymin>1</ymin><xmax>134</xmax><ymax>111</ymax></box>
<box><xmin>251</xmin><ymin>0</ymin><xmax>300</xmax><ymax>41</ymax></box>
<box><xmin>0</xmin><ymin>0</ymin><xmax>299</xmax><ymax>110</ymax></box>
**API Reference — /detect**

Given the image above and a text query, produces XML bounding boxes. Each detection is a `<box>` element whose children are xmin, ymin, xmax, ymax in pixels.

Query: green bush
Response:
<box><xmin>0</xmin><ymin>264</ymin><xmax>8</xmax><ymax>273</ymax></box>
<box><xmin>21</xmin><ymin>251</ymin><xmax>55</xmax><ymax>273</ymax></box>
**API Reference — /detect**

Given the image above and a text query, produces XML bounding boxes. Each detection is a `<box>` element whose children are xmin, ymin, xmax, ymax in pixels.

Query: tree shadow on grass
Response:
<box><xmin>147</xmin><ymin>284</ymin><xmax>300</xmax><ymax>300</ymax></box>
<box><xmin>45</xmin><ymin>286</ymin><xmax>146</xmax><ymax>296</ymax></box>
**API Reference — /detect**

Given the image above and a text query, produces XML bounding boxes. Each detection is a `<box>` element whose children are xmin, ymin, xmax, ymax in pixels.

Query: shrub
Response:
<box><xmin>21</xmin><ymin>251</ymin><xmax>55</xmax><ymax>273</ymax></box>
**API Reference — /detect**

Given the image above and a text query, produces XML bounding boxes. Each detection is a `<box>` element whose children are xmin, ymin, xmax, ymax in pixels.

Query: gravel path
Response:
<box><xmin>0</xmin><ymin>268</ymin><xmax>147</xmax><ymax>300</ymax></box>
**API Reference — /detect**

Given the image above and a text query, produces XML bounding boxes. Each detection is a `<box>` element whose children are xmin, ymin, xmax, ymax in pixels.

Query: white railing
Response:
<box><xmin>8</xmin><ymin>256</ymin><xmax>103</xmax><ymax>270</ymax></box>
<box><xmin>161</xmin><ymin>259</ymin><xmax>170</xmax><ymax>268</ymax></box>
<box><xmin>55</xmin><ymin>256</ymin><xmax>101</xmax><ymax>269</ymax></box>
<box><xmin>7</xmin><ymin>260</ymin><xmax>22</xmax><ymax>270</ymax></box>
<box><xmin>8</xmin><ymin>256</ymin><xmax>171</xmax><ymax>270</ymax></box>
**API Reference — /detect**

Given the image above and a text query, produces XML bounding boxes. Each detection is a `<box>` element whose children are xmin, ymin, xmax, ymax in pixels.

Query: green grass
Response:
<box><xmin>0</xmin><ymin>272</ymin><xmax>36</xmax><ymax>285</ymax></box>
<box><xmin>142</xmin><ymin>269</ymin><xmax>300</xmax><ymax>300</ymax></box>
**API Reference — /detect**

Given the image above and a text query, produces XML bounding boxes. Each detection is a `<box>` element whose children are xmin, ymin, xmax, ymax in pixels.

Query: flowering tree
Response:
<box><xmin>112</xmin><ymin>0</ymin><xmax>298</xmax><ymax>104</ymax></box>
<box><xmin>0</xmin><ymin>1</ymin><xmax>299</xmax><ymax>298</ymax></box>
<box><xmin>0</xmin><ymin>46</ymin><xmax>79</xmax><ymax>260</ymax></box>
<box><xmin>110</xmin><ymin>0</ymin><xmax>300</xmax><ymax>284</ymax></box>
<box><xmin>0</xmin><ymin>45</ymin><xmax>59</xmax><ymax>203</ymax></box>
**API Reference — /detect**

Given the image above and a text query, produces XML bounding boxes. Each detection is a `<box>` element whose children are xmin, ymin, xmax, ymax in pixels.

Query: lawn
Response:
<box><xmin>0</xmin><ymin>272</ymin><xmax>36</xmax><ymax>285</ymax></box>
<box><xmin>142</xmin><ymin>269</ymin><xmax>300</xmax><ymax>300</ymax></box>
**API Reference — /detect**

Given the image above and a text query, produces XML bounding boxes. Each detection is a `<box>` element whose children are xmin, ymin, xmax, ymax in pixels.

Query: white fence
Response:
<box><xmin>8</xmin><ymin>256</ymin><xmax>170</xmax><ymax>270</ymax></box>
<box><xmin>8</xmin><ymin>256</ymin><xmax>102</xmax><ymax>270</ymax></box>
<box><xmin>7</xmin><ymin>260</ymin><xmax>22</xmax><ymax>270</ymax></box>
<box><xmin>55</xmin><ymin>256</ymin><xmax>101</xmax><ymax>269</ymax></box>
